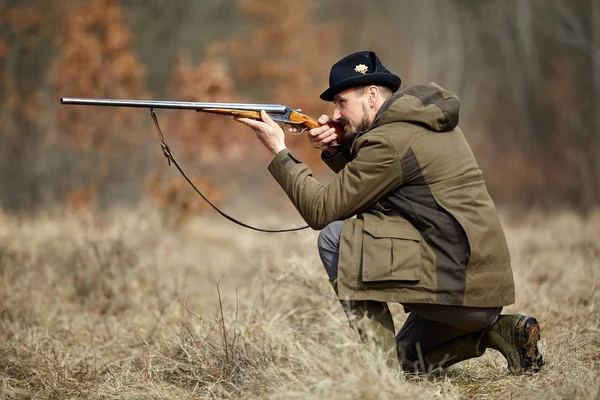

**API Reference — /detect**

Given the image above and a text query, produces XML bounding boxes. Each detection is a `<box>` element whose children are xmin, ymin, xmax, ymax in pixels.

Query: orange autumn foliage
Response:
<box><xmin>209</xmin><ymin>0</ymin><xmax>341</xmax><ymax>167</ymax></box>
<box><xmin>147</xmin><ymin>0</ymin><xmax>342</xmax><ymax>224</ymax></box>
<box><xmin>145</xmin><ymin>55</ymin><xmax>242</xmax><ymax>226</ymax></box>
<box><xmin>52</xmin><ymin>0</ymin><xmax>147</xmax><ymax>152</ymax></box>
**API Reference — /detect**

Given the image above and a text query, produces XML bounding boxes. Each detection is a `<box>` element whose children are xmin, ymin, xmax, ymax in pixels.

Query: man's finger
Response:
<box><xmin>320</xmin><ymin>133</ymin><xmax>338</xmax><ymax>144</ymax></box>
<box><xmin>235</xmin><ymin>117</ymin><xmax>264</xmax><ymax>130</ymax></box>
<box><xmin>307</xmin><ymin>125</ymin><xmax>330</xmax><ymax>138</ymax></box>
<box><xmin>317</xmin><ymin>114</ymin><xmax>330</xmax><ymax>125</ymax></box>
<box><xmin>316</xmin><ymin>128</ymin><xmax>336</xmax><ymax>141</ymax></box>
<box><xmin>260</xmin><ymin>110</ymin><xmax>280</xmax><ymax>129</ymax></box>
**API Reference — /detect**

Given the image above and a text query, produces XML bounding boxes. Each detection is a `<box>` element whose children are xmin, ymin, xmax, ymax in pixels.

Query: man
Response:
<box><xmin>236</xmin><ymin>50</ymin><xmax>543</xmax><ymax>374</ymax></box>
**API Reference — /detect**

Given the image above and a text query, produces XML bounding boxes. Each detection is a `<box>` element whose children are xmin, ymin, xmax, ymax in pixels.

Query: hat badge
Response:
<box><xmin>354</xmin><ymin>64</ymin><xmax>368</xmax><ymax>75</ymax></box>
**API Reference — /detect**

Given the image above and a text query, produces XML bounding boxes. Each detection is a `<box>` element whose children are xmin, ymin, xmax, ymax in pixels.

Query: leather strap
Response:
<box><xmin>150</xmin><ymin>109</ymin><xmax>309</xmax><ymax>233</ymax></box>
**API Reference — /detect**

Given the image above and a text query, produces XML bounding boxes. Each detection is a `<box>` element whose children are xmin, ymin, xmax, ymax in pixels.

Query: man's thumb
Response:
<box><xmin>260</xmin><ymin>110</ymin><xmax>278</xmax><ymax>127</ymax></box>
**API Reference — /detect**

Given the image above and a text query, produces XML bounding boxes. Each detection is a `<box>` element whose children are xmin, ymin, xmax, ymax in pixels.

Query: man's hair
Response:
<box><xmin>355</xmin><ymin>85</ymin><xmax>394</xmax><ymax>99</ymax></box>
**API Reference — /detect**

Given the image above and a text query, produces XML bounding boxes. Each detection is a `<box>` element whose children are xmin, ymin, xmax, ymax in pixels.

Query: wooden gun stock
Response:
<box><xmin>289</xmin><ymin>111</ymin><xmax>346</xmax><ymax>147</ymax></box>
<box><xmin>202</xmin><ymin>108</ymin><xmax>346</xmax><ymax>148</ymax></box>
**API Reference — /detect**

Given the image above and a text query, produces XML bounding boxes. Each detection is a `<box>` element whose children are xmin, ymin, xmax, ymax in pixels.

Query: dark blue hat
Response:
<box><xmin>320</xmin><ymin>51</ymin><xmax>401</xmax><ymax>101</ymax></box>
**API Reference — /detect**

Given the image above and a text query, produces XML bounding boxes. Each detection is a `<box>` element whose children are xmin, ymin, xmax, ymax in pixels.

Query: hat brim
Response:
<box><xmin>320</xmin><ymin>73</ymin><xmax>401</xmax><ymax>101</ymax></box>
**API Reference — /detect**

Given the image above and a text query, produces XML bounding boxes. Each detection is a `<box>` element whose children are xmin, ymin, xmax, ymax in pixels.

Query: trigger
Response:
<box><xmin>283</xmin><ymin>124</ymin><xmax>304</xmax><ymax>135</ymax></box>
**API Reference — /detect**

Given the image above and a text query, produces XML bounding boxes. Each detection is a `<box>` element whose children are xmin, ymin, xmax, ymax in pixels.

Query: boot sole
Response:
<box><xmin>515</xmin><ymin>315</ymin><xmax>543</xmax><ymax>373</ymax></box>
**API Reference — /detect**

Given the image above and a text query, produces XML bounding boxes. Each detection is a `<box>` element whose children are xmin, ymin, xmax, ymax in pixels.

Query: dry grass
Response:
<box><xmin>1</xmin><ymin>205</ymin><xmax>599</xmax><ymax>399</ymax></box>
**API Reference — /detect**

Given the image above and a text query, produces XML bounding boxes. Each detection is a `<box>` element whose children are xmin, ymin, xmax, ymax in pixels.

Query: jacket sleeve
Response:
<box><xmin>268</xmin><ymin>134</ymin><xmax>403</xmax><ymax>230</ymax></box>
<box><xmin>321</xmin><ymin>145</ymin><xmax>352</xmax><ymax>173</ymax></box>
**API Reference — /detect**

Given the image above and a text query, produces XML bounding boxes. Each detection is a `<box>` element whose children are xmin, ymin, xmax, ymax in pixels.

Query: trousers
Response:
<box><xmin>317</xmin><ymin>220</ymin><xmax>501</xmax><ymax>365</ymax></box>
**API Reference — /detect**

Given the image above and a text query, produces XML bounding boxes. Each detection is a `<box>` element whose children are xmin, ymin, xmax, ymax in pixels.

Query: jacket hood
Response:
<box><xmin>371</xmin><ymin>82</ymin><xmax>460</xmax><ymax>132</ymax></box>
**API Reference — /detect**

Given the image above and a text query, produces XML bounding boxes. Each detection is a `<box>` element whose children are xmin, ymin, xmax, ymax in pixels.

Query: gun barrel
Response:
<box><xmin>60</xmin><ymin>97</ymin><xmax>289</xmax><ymax>113</ymax></box>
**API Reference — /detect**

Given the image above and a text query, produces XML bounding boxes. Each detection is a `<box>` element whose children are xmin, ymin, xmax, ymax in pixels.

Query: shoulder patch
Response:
<box><xmin>282</xmin><ymin>152</ymin><xmax>302</xmax><ymax>164</ymax></box>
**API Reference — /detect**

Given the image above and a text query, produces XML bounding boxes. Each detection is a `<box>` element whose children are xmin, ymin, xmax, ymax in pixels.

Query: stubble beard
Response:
<box><xmin>342</xmin><ymin>105</ymin><xmax>372</xmax><ymax>143</ymax></box>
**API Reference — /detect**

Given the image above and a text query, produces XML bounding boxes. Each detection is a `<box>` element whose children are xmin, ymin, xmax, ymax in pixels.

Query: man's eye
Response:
<box><xmin>334</xmin><ymin>98</ymin><xmax>346</xmax><ymax>107</ymax></box>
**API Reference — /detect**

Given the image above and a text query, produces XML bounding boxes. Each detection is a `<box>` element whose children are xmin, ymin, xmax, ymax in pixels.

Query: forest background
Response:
<box><xmin>1</xmin><ymin>0</ymin><xmax>599</xmax><ymax>217</ymax></box>
<box><xmin>1</xmin><ymin>1</ymin><xmax>600</xmax><ymax>399</ymax></box>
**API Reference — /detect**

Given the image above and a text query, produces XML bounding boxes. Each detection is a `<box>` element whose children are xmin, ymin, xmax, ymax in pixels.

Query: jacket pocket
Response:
<box><xmin>361</xmin><ymin>214</ymin><xmax>421</xmax><ymax>282</ymax></box>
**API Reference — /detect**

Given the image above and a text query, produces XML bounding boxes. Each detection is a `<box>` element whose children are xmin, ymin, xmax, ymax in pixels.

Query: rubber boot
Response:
<box><xmin>481</xmin><ymin>314</ymin><xmax>544</xmax><ymax>374</ymax></box>
<box><xmin>330</xmin><ymin>279</ymin><xmax>398</xmax><ymax>369</ymax></box>
<box><xmin>418</xmin><ymin>330</ymin><xmax>487</xmax><ymax>374</ymax></box>
<box><xmin>420</xmin><ymin>314</ymin><xmax>544</xmax><ymax>375</ymax></box>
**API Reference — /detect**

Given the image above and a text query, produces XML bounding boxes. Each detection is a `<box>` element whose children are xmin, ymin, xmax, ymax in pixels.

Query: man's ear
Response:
<box><xmin>368</xmin><ymin>86</ymin><xmax>378</xmax><ymax>106</ymax></box>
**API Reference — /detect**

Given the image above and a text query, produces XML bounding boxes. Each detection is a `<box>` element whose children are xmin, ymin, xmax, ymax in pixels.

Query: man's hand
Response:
<box><xmin>235</xmin><ymin>110</ymin><xmax>287</xmax><ymax>155</ymax></box>
<box><xmin>307</xmin><ymin>114</ymin><xmax>338</xmax><ymax>153</ymax></box>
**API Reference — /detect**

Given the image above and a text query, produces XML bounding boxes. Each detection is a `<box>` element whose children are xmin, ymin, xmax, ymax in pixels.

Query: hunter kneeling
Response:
<box><xmin>235</xmin><ymin>50</ymin><xmax>544</xmax><ymax>374</ymax></box>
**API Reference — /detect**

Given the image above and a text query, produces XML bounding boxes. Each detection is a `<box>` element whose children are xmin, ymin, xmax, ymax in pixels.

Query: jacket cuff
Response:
<box><xmin>321</xmin><ymin>145</ymin><xmax>351</xmax><ymax>173</ymax></box>
<box><xmin>321</xmin><ymin>146</ymin><xmax>341</xmax><ymax>160</ymax></box>
<box><xmin>268</xmin><ymin>148</ymin><xmax>303</xmax><ymax>182</ymax></box>
<box><xmin>269</xmin><ymin>148</ymin><xmax>301</xmax><ymax>166</ymax></box>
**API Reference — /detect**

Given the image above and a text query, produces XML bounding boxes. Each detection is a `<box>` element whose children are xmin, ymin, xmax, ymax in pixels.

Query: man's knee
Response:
<box><xmin>317</xmin><ymin>221</ymin><xmax>344</xmax><ymax>281</ymax></box>
<box><xmin>317</xmin><ymin>220</ymin><xmax>343</xmax><ymax>253</ymax></box>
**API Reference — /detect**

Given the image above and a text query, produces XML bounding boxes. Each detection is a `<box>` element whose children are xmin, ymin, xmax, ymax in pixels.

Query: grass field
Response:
<box><xmin>1</xmin><ymin>206</ymin><xmax>599</xmax><ymax>399</ymax></box>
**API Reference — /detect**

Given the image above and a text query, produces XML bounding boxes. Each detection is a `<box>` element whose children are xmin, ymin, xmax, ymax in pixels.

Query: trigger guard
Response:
<box><xmin>283</xmin><ymin>123</ymin><xmax>304</xmax><ymax>136</ymax></box>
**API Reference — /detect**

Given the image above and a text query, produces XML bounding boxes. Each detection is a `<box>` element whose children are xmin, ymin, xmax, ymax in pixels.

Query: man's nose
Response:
<box><xmin>332</xmin><ymin>108</ymin><xmax>342</xmax><ymax>122</ymax></box>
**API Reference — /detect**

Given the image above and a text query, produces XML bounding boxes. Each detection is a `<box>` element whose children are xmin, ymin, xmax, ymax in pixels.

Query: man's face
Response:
<box><xmin>332</xmin><ymin>87</ymin><xmax>372</xmax><ymax>138</ymax></box>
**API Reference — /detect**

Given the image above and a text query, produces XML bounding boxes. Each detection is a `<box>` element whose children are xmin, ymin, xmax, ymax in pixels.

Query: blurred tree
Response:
<box><xmin>53</xmin><ymin>0</ymin><xmax>146</xmax><ymax>150</ymax></box>
<box><xmin>466</xmin><ymin>0</ymin><xmax>600</xmax><ymax>209</ymax></box>
<box><xmin>0</xmin><ymin>0</ymin><xmax>598</xmax><ymax>213</ymax></box>
<box><xmin>208</xmin><ymin>0</ymin><xmax>341</xmax><ymax>167</ymax></box>
<box><xmin>145</xmin><ymin>54</ymin><xmax>243</xmax><ymax>227</ymax></box>
<box><xmin>125</xmin><ymin>0</ymin><xmax>244</xmax><ymax>97</ymax></box>
<box><xmin>144</xmin><ymin>0</ymin><xmax>342</xmax><ymax>223</ymax></box>
<box><xmin>50</xmin><ymin>0</ymin><xmax>150</xmax><ymax>210</ymax></box>
<box><xmin>0</xmin><ymin>0</ymin><xmax>65</xmax><ymax>210</ymax></box>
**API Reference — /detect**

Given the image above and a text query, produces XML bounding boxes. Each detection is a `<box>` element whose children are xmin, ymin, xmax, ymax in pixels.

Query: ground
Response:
<box><xmin>1</xmin><ymin>206</ymin><xmax>599</xmax><ymax>399</ymax></box>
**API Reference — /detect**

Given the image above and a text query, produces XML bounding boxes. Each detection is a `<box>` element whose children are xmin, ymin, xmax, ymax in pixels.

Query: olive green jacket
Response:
<box><xmin>268</xmin><ymin>83</ymin><xmax>514</xmax><ymax>307</ymax></box>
